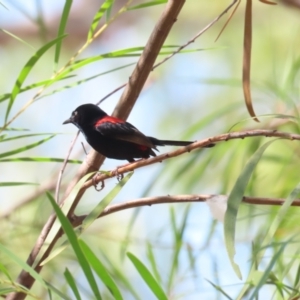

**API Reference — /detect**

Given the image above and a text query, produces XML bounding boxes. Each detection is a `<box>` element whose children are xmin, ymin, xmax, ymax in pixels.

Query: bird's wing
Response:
<box><xmin>95</xmin><ymin>116</ymin><xmax>155</xmax><ymax>148</ymax></box>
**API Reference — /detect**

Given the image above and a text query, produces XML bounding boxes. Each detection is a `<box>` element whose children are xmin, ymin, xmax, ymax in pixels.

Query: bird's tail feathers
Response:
<box><xmin>149</xmin><ymin>137</ymin><xmax>214</xmax><ymax>148</ymax></box>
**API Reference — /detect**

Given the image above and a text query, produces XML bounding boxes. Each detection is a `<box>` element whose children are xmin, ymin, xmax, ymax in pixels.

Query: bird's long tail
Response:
<box><xmin>149</xmin><ymin>137</ymin><xmax>214</xmax><ymax>148</ymax></box>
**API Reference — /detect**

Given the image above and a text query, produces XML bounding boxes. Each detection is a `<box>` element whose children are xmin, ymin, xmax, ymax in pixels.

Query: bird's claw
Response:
<box><xmin>111</xmin><ymin>168</ymin><xmax>124</xmax><ymax>182</ymax></box>
<box><xmin>92</xmin><ymin>173</ymin><xmax>105</xmax><ymax>191</ymax></box>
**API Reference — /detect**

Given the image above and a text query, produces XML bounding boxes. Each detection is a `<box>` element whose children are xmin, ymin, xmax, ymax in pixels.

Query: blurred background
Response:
<box><xmin>1</xmin><ymin>0</ymin><xmax>300</xmax><ymax>299</ymax></box>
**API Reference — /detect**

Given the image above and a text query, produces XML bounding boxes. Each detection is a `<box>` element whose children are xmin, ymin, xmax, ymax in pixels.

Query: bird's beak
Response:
<box><xmin>62</xmin><ymin>117</ymin><xmax>72</xmax><ymax>125</ymax></box>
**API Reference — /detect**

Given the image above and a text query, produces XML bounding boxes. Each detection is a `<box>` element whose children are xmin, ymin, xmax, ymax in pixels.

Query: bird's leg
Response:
<box><xmin>111</xmin><ymin>158</ymin><xmax>145</xmax><ymax>181</ymax></box>
<box><xmin>110</xmin><ymin>167</ymin><xmax>124</xmax><ymax>182</ymax></box>
<box><xmin>92</xmin><ymin>173</ymin><xmax>105</xmax><ymax>191</ymax></box>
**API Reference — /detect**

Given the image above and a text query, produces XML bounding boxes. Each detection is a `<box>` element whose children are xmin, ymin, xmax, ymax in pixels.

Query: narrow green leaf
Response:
<box><xmin>0</xmin><ymin>262</ymin><xmax>12</xmax><ymax>281</ymax></box>
<box><xmin>82</xmin><ymin>172</ymin><xmax>133</xmax><ymax>230</ymax></box>
<box><xmin>45</xmin><ymin>282</ymin><xmax>71</xmax><ymax>300</ymax></box>
<box><xmin>0</xmin><ymin>242</ymin><xmax>67</xmax><ymax>299</ymax></box>
<box><xmin>0</xmin><ymin>133</ymin><xmax>59</xmax><ymax>143</ymax></box>
<box><xmin>168</xmin><ymin>205</ymin><xmax>190</xmax><ymax>291</ymax></box>
<box><xmin>37</xmin><ymin>63</ymin><xmax>134</xmax><ymax>100</ymax></box>
<box><xmin>0</xmin><ymin>182</ymin><xmax>38</xmax><ymax>187</ymax></box>
<box><xmin>1</xmin><ymin>29</ymin><xmax>35</xmax><ymax>49</ymax></box>
<box><xmin>146</xmin><ymin>243</ymin><xmax>161</xmax><ymax>283</ymax></box>
<box><xmin>55</xmin><ymin>0</ymin><xmax>72</xmax><ymax>67</ymax></box>
<box><xmin>64</xmin><ymin>268</ymin><xmax>81</xmax><ymax>300</ymax></box>
<box><xmin>46</xmin><ymin>192</ymin><xmax>102</xmax><ymax>300</ymax></box>
<box><xmin>237</xmin><ymin>182</ymin><xmax>300</xmax><ymax>299</ymax></box>
<box><xmin>294</xmin><ymin>263</ymin><xmax>300</xmax><ymax>287</ymax></box>
<box><xmin>206</xmin><ymin>279</ymin><xmax>233</xmax><ymax>300</ymax></box>
<box><xmin>6</xmin><ymin>35</ymin><xmax>66</xmax><ymax>121</ymax></box>
<box><xmin>101</xmin><ymin>251</ymin><xmax>141</xmax><ymax>300</ymax></box>
<box><xmin>128</xmin><ymin>0</ymin><xmax>167</xmax><ymax>10</ymax></box>
<box><xmin>224</xmin><ymin>140</ymin><xmax>276</xmax><ymax>279</ymax></box>
<box><xmin>0</xmin><ymin>157</ymin><xmax>81</xmax><ymax>164</ymax></box>
<box><xmin>0</xmin><ymin>135</ymin><xmax>55</xmax><ymax>159</ymax></box>
<box><xmin>0</xmin><ymin>127</ymin><xmax>29</xmax><ymax>132</ymax></box>
<box><xmin>0</xmin><ymin>75</ymin><xmax>75</xmax><ymax>103</ymax></box>
<box><xmin>88</xmin><ymin>0</ymin><xmax>115</xmax><ymax>40</ymax></box>
<box><xmin>79</xmin><ymin>240</ymin><xmax>123</xmax><ymax>300</ymax></box>
<box><xmin>57</xmin><ymin>46</ymin><xmax>185</xmax><ymax>80</ymax></box>
<box><xmin>127</xmin><ymin>252</ymin><xmax>168</xmax><ymax>300</ymax></box>
<box><xmin>248</xmin><ymin>243</ymin><xmax>287</xmax><ymax>300</ymax></box>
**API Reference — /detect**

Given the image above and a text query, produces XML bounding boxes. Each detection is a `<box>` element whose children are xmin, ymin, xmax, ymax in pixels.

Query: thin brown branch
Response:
<box><xmin>10</xmin><ymin>1</ymin><xmax>187</xmax><ymax>299</ymax></box>
<box><xmin>155</xmin><ymin>0</ymin><xmax>239</xmax><ymax>69</ymax></box>
<box><xmin>72</xmin><ymin>195</ymin><xmax>300</xmax><ymax>227</ymax></box>
<box><xmin>55</xmin><ymin>131</ymin><xmax>80</xmax><ymax>203</ymax></box>
<box><xmin>88</xmin><ymin>129</ymin><xmax>299</xmax><ymax>188</ymax></box>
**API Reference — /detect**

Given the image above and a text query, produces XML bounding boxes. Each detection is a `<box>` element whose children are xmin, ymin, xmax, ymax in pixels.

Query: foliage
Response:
<box><xmin>1</xmin><ymin>1</ymin><xmax>300</xmax><ymax>299</ymax></box>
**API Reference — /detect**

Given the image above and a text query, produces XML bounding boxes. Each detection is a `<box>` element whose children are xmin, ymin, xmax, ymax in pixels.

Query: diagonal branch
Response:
<box><xmin>9</xmin><ymin>1</ymin><xmax>187</xmax><ymax>299</ymax></box>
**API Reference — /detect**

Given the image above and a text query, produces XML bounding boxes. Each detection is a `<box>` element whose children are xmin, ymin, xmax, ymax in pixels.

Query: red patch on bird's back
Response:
<box><xmin>138</xmin><ymin>145</ymin><xmax>148</xmax><ymax>151</ymax></box>
<box><xmin>95</xmin><ymin>116</ymin><xmax>125</xmax><ymax>126</ymax></box>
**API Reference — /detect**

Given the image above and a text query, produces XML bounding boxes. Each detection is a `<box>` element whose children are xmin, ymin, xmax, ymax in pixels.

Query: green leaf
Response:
<box><xmin>0</xmin><ymin>29</ymin><xmax>35</xmax><ymax>49</ymax></box>
<box><xmin>168</xmin><ymin>205</ymin><xmax>190</xmax><ymax>291</ymax></box>
<box><xmin>248</xmin><ymin>243</ymin><xmax>287</xmax><ymax>300</ymax></box>
<box><xmin>0</xmin><ymin>135</ymin><xmax>55</xmax><ymax>159</ymax></box>
<box><xmin>81</xmin><ymin>172</ymin><xmax>133</xmax><ymax>230</ymax></box>
<box><xmin>46</xmin><ymin>192</ymin><xmax>102</xmax><ymax>300</ymax></box>
<box><xmin>0</xmin><ymin>133</ymin><xmax>59</xmax><ymax>143</ymax></box>
<box><xmin>0</xmin><ymin>262</ymin><xmax>12</xmax><ymax>281</ymax></box>
<box><xmin>101</xmin><ymin>251</ymin><xmax>141</xmax><ymax>300</ymax></box>
<box><xmin>79</xmin><ymin>240</ymin><xmax>123</xmax><ymax>300</ymax></box>
<box><xmin>64</xmin><ymin>268</ymin><xmax>81</xmax><ymax>300</ymax></box>
<box><xmin>206</xmin><ymin>279</ymin><xmax>233</xmax><ymax>300</ymax></box>
<box><xmin>54</xmin><ymin>0</ymin><xmax>72</xmax><ymax>67</ymax></box>
<box><xmin>88</xmin><ymin>0</ymin><xmax>115</xmax><ymax>40</ymax></box>
<box><xmin>0</xmin><ymin>75</ymin><xmax>75</xmax><ymax>103</ymax></box>
<box><xmin>146</xmin><ymin>243</ymin><xmax>161</xmax><ymax>283</ymax></box>
<box><xmin>6</xmin><ymin>35</ymin><xmax>66</xmax><ymax>122</ymax></box>
<box><xmin>224</xmin><ymin>140</ymin><xmax>276</xmax><ymax>279</ymax></box>
<box><xmin>37</xmin><ymin>63</ymin><xmax>134</xmax><ymax>100</ymax></box>
<box><xmin>127</xmin><ymin>252</ymin><xmax>168</xmax><ymax>300</ymax></box>
<box><xmin>0</xmin><ymin>157</ymin><xmax>81</xmax><ymax>164</ymax></box>
<box><xmin>0</xmin><ymin>242</ymin><xmax>69</xmax><ymax>299</ymax></box>
<box><xmin>0</xmin><ymin>182</ymin><xmax>38</xmax><ymax>187</ymax></box>
<box><xmin>128</xmin><ymin>0</ymin><xmax>167</xmax><ymax>10</ymax></box>
<box><xmin>57</xmin><ymin>46</ymin><xmax>185</xmax><ymax>80</ymax></box>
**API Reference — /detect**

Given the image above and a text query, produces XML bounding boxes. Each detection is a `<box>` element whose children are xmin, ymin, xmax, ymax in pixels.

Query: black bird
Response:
<box><xmin>63</xmin><ymin>104</ymin><xmax>212</xmax><ymax>162</ymax></box>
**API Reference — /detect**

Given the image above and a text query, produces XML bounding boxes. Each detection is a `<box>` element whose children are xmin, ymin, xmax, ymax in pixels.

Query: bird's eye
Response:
<box><xmin>73</xmin><ymin>111</ymin><xmax>78</xmax><ymax>116</ymax></box>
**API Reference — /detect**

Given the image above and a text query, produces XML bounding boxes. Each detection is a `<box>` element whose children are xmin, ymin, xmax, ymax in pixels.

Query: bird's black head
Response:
<box><xmin>63</xmin><ymin>104</ymin><xmax>107</xmax><ymax>129</ymax></box>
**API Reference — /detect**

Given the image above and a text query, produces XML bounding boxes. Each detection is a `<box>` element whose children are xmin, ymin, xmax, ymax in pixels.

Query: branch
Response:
<box><xmin>10</xmin><ymin>1</ymin><xmax>187</xmax><ymax>299</ymax></box>
<box><xmin>88</xmin><ymin>129</ymin><xmax>299</xmax><ymax>188</ymax></box>
<box><xmin>72</xmin><ymin>194</ymin><xmax>300</xmax><ymax>227</ymax></box>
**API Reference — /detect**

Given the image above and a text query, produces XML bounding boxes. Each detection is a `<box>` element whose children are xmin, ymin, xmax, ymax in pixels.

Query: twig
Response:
<box><xmin>55</xmin><ymin>131</ymin><xmax>80</xmax><ymax>203</ymax></box>
<box><xmin>72</xmin><ymin>194</ymin><xmax>300</xmax><ymax>227</ymax></box>
<box><xmin>87</xmin><ymin>129</ymin><xmax>299</xmax><ymax>188</ymax></box>
<box><xmin>10</xmin><ymin>1</ymin><xmax>187</xmax><ymax>299</ymax></box>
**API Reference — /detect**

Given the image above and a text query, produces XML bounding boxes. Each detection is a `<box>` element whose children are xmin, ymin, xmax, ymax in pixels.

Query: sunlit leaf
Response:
<box><xmin>127</xmin><ymin>252</ymin><xmax>168</xmax><ymax>300</ymax></box>
<box><xmin>0</xmin><ymin>182</ymin><xmax>38</xmax><ymax>187</ymax></box>
<box><xmin>0</xmin><ymin>157</ymin><xmax>81</xmax><ymax>164</ymax></box>
<box><xmin>0</xmin><ymin>29</ymin><xmax>35</xmax><ymax>49</ymax></box>
<box><xmin>79</xmin><ymin>240</ymin><xmax>123</xmax><ymax>300</ymax></box>
<box><xmin>64</xmin><ymin>268</ymin><xmax>81</xmax><ymax>300</ymax></box>
<box><xmin>55</xmin><ymin>0</ymin><xmax>73</xmax><ymax>67</ymax></box>
<box><xmin>46</xmin><ymin>192</ymin><xmax>102</xmax><ymax>300</ymax></box>
<box><xmin>88</xmin><ymin>0</ymin><xmax>115</xmax><ymax>40</ymax></box>
<box><xmin>224</xmin><ymin>140</ymin><xmax>276</xmax><ymax>279</ymax></box>
<box><xmin>81</xmin><ymin>172</ymin><xmax>133</xmax><ymax>230</ymax></box>
<box><xmin>0</xmin><ymin>135</ymin><xmax>55</xmax><ymax>159</ymax></box>
<box><xmin>6</xmin><ymin>35</ymin><xmax>66</xmax><ymax>122</ymax></box>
